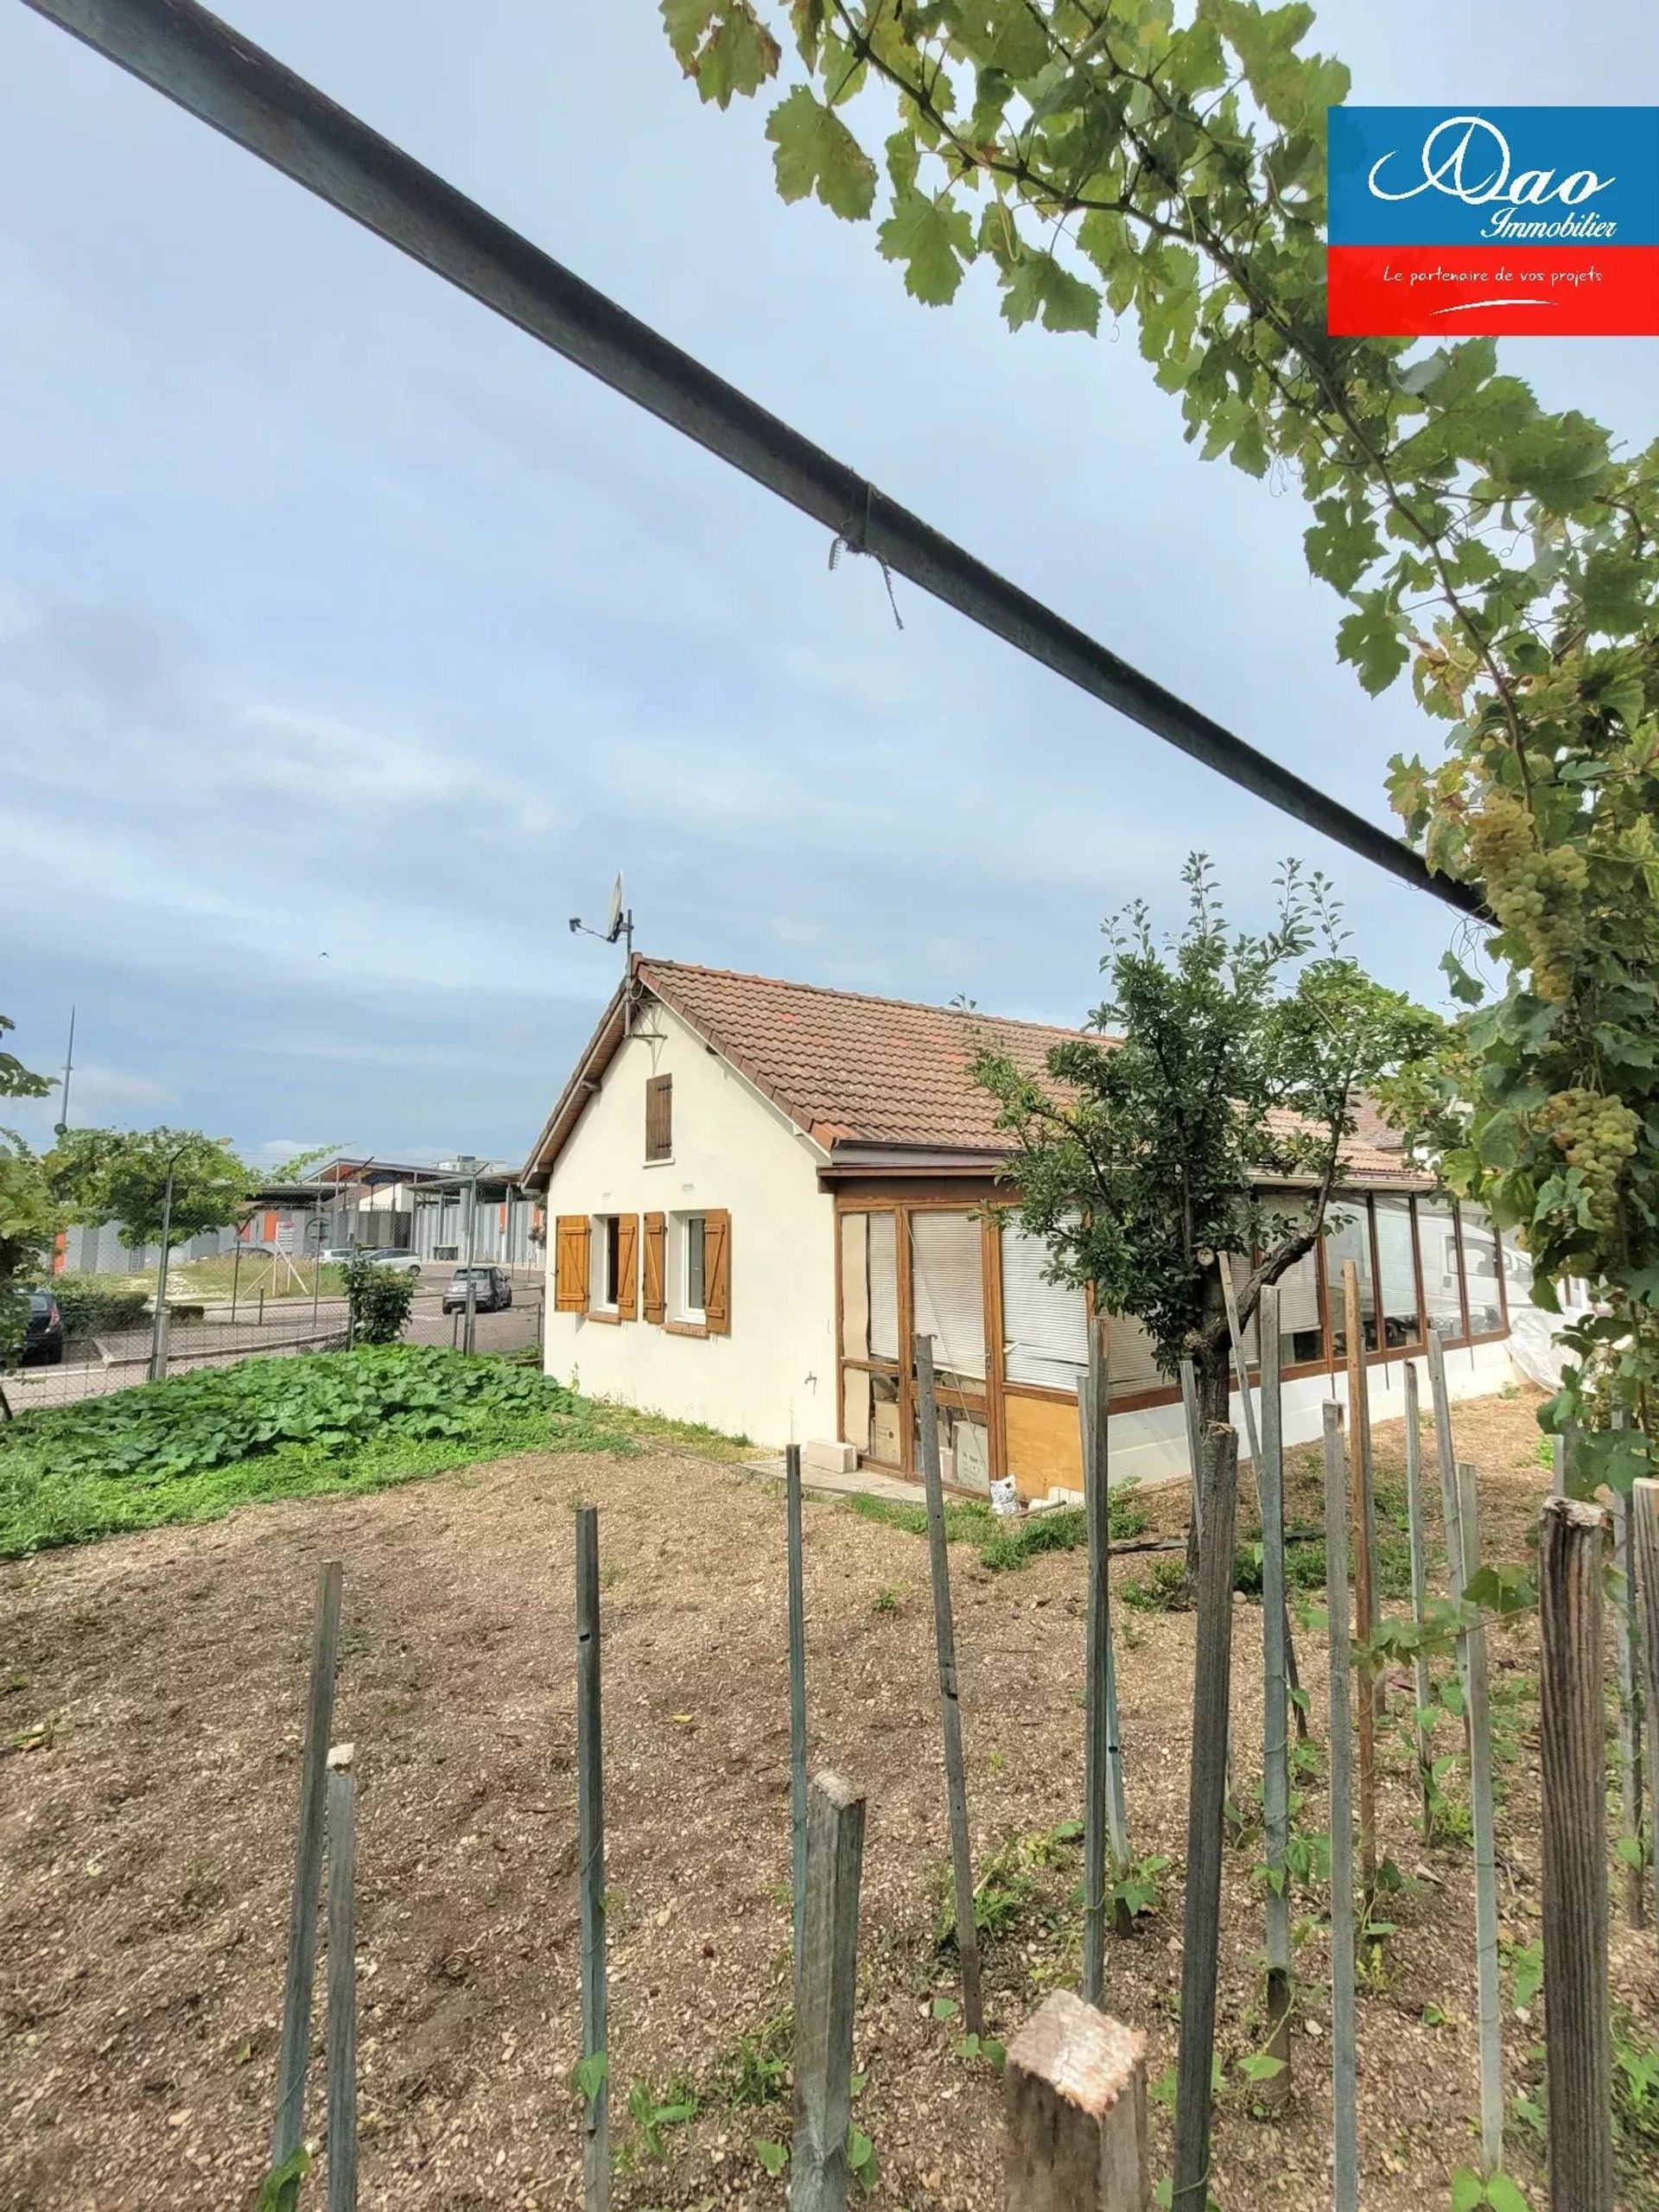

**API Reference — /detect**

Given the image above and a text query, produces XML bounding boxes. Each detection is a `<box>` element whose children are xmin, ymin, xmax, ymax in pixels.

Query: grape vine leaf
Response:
<box><xmin>766</xmin><ymin>86</ymin><xmax>877</xmax><ymax>221</ymax></box>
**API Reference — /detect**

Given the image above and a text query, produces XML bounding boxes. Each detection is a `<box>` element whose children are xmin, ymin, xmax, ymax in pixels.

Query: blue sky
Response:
<box><xmin>2</xmin><ymin>3</ymin><xmax>1655</xmax><ymax>1168</ymax></box>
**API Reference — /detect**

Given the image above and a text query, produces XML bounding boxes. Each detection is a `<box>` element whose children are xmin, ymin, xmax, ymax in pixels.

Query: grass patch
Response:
<box><xmin>0</xmin><ymin>1344</ymin><xmax>631</xmax><ymax>1558</ymax></box>
<box><xmin>592</xmin><ymin>1402</ymin><xmax>756</xmax><ymax>1459</ymax></box>
<box><xmin>843</xmin><ymin>1484</ymin><xmax>1146</xmax><ymax>1570</ymax></box>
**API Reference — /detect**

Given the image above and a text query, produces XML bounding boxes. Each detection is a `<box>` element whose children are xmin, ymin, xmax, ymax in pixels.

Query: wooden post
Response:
<box><xmin>791</xmin><ymin>1770</ymin><xmax>868</xmax><ymax>2212</ymax></box>
<box><xmin>1551</xmin><ymin>1432</ymin><xmax>1568</xmax><ymax>1498</ymax></box>
<box><xmin>1171</xmin><ymin>1422</ymin><xmax>1241</xmax><ymax>2212</ymax></box>
<box><xmin>1341</xmin><ymin>1265</ymin><xmax>1377</xmax><ymax>1896</ymax></box>
<box><xmin>1221</xmin><ymin>1264</ymin><xmax>1305</xmax><ymax>1738</ymax></box>
<box><xmin>785</xmin><ymin>1442</ymin><xmax>810</xmax><ymax>1989</ymax></box>
<box><xmin>1426</xmin><ymin>1332</ymin><xmax>1473</xmax><ymax>1758</ymax></box>
<box><xmin>1456</xmin><ymin>1463</ymin><xmax>1504</xmax><ymax>2177</ymax></box>
<box><xmin>1609</xmin><ymin>1484</ymin><xmax>1646</xmax><ymax>1929</ymax></box>
<box><xmin>575</xmin><ymin>1506</ymin><xmax>610</xmax><ymax>2212</ymax></box>
<box><xmin>1402</xmin><ymin>1363</ymin><xmax>1436</xmax><ymax>1839</ymax></box>
<box><xmin>1080</xmin><ymin>1328</ymin><xmax>1131</xmax><ymax>1996</ymax></box>
<box><xmin>1004</xmin><ymin>1991</ymin><xmax>1149</xmax><ymax>2212</ymax></box>
<box><xmin>1256</xmin><ymin>1288</ymin><xmax>1292</xmax><ymax>2105</ymax></box>
<box><xmin>1630</xmin><ymin>1480</ymin><xmax>1659</xmax><ymax>1930</ymax></box>
<box><xmin>1321</xmin><ymin>1402</ymin><xmax>1359</xmax><ymax>2212</ymax></box>
<box><xmin>915</xmin><ymin>1334</ymin><xmax>984</xmax><ymax>2036</ymax></box>
<box><xmin>1539</xmin><ymin>1496</ymin><xmax>1614</xmax><ymax>2212</ymax></box>
<box><xmin>325</xmin><ymin>1757</ymin><xmax>358</xmax><ymax>2212</ymax></box>
<box><xmin>269</xmin><ymin>1560</ymin><xmax>343</xmax><ymax>2197</ymax></box>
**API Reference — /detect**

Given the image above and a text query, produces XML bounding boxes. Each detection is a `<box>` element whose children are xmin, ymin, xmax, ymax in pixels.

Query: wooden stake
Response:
<box><xmin>1426</xmin><ymin>1332</ymin><xmax>1474</xmax><ymax>1761</ymax></box>
<box><xmin>1256</xmin><ymin>1288</ymin><xmax>1292</xmax><ymax>2106</ymax></box>
<box><xmin>1004</xmin><ymin>1992</ymin><xmax>1149</xmax><ymax>2212</ymax></box>
<box><xmin>1220</xmin><ymin>1263</ymin><xmax>1305</xmax><ymax>1739</ymax></box>
<box><xmin>1341</xmin><ymin>1266</ymin><xmax>1377</xmax><ymax>1895</ymax></box>
<box><xmin>1539</xmin><ymin>1496</ymin><xmax>1614</xmax><ymax>2212</ymax></box>
<box><xmin>1179</xmin><ymin>1357</ymin><xmax>1205</xmax><ymax>1548</ymax></box>
<box><xmin>1609</xmin><ymin>1484</ymin><xmax>1647</xmax><ymax>1929</ymax></box>
<box><xmin>1402</xmin><ymin>1363</ymin><xmax>1436</xmax><ymax>1840</ymax></box>
<box><xmin>1630</xmin><ymin>1480</ymin><xmax>1659</xmax><ymax>1931</ymax></box>
<box><xmin>1456</xmin><ymin>1463</ymin><xmax>1504</xmax><ymax>2177</ymax></box>
<box><xmin>1321</xmin><ymin>1403</ymin><xmax>1359</xmax><ymax>2212</ymax></box>
<box><xmin>1172</xmin><ymin>1422</ymin><xmax>1241</xmax><ymax>2212</ymax></box>
<box><xmin>575</xmin><ymin>1506</ymin><xmax>610</xmax><ymax>2212</ymax></box>
<box><xmin>785</xmin><ymin>1441</ymin><xmax>810</xmax><ymax>1988</ymax></box>
<box><xmin>325</xmin><ymin>1760</ymin><xmax>358</xmax><ymax>2212</ymax></box>
<box><xmin>269</xmin><ymin>1559</ymin><xmax>343</xmax><ymax>2197</ymax></box>
<box><xmin>1079</xmin><ymin>1345</ymin><xmax>1128</xmax><ymax>1999</ymax></box>
<box><xmin>915</xmin><ymin>1334</ymin><xmax>984</xmax><ymax>2036</ymax></box>
<box><xmin>791</xmin><ymin>1770</ymin><xmax>867</xmax><ymax>2212</ymax></box>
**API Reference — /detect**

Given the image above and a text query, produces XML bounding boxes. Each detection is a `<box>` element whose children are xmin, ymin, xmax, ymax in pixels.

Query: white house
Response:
<box><xmin>523</xmin><ymin>957</ymin><xmax>1529</xmax><ymax>1493</ymax></box>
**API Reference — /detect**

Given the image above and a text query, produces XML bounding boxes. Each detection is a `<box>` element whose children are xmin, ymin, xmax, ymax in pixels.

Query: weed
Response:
<box><xmin>1122</xmin><ymin>1557</ymin><xmax>1192</xmax><ymax>1612</ymax></box>
<box><xmin>626</xmin><ymin>2074</ymin><xmax>700</xmax><ymax>2160</ymax></box>
<box><xmin>709</xmin><ymin>2009</ymin><xmax>792</xmax><ymax>2109</ymax></box>
<box><xmin>870</xmin><ymin>1582</ymin><xmax>906</xmax><ymax>1615</ymax></box>
<box><xmin>843</xmin><ymin>1482</ymin><xmax>1146</xmax><ymax>1573</ymax></box>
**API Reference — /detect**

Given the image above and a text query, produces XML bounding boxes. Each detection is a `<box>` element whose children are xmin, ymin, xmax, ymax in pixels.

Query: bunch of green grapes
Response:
<box><xmin>1536</xmin><ymin>1085</ymin><xmax>1639</xmax><ymax>1230</ymax></box>
<box><xmin>1469</xmin><ymin>798</ymin><xmax>1588</xmax><ymax>1002</ymax></box>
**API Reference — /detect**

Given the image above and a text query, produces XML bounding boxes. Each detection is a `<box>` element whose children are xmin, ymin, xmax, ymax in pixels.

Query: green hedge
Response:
<box><xmin>47</xmin><ymin>1275</ymin><xmax>151</xmax><ymax>1338</ymax></box>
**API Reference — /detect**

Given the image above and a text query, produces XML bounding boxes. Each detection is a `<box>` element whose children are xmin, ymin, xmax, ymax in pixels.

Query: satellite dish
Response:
<box><xmin>606</xmin><ymin>874</ymin><xmax>625</xmax><ymax>943</ymax></box>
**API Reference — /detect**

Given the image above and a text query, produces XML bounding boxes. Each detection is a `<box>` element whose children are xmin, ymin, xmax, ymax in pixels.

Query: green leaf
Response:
<box><xmin>571</xmin><ymin>2050</ymin><xmax>609</xmax><ymax>2103</ymax></box>
<box><xmin>931</xmin><ymin>1995</ymin><xmax>961</xmax><ymax>2019</ymax></box>
<box><xmin>1336</xmin><ymin>598</ymin><xmax>1409</xmax><ymax>697</ymax></box>
<box><xmin>1239</xmin><ymin>2052</ymin><xmax>1286</xmax><ymax>2081</ymax></box>
<box><xmin>877</xmin><ymin>190</ymin><xmax>976</xmax><ymax>305</ymax></box>
<box><xmin>660</xmin><ymin>0</ymin><xmax>717</xmax><ymax>67</ymax></box>
<box><xmin>1305</xmin><ymin>498</ymin><xmax>1382</xmax><ymax>594</ymax></box>
<box><xmin>257</xmin><ymin>2148</ymin><xmax>313</xmax><ymax>2212</ymax></box>
<box><xmin>685</xmin><ymin>3</ymin><xmax>781</xmax><ymax>106</ymax></box>
<box><xmin>755</xmin><ymin>2139</ymin><xmax>790</xmax><ymax>2177</ymax></box>
<box><xmin>1451</xmin><ymin>2168</ymin><xmax>1485</xmax><ymax>2212</ymax></box>
<box><xmin>1000</xmin><ymin>249</ymin><xmax>1100</xmax><ymax>336</ymax></box>
<box><xmin>1484</xmin><ymin>2176</ymin><xmax>1534</xmax><ymax>2212</ymax></box>
<box><xmin>766</xmin><ymin>87</ymin><xmax>876</xmax><ymax>220</ymax></box>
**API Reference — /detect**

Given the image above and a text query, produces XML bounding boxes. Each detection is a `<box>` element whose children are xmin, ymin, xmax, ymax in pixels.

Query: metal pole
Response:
<box><xmin>17</xmin><ymin>0</ymin><xmax>1484</xmax><ymax>923</ymax></box>
<box><xmin>785</xmin><ymin>1442</ymin><xmax>809</xmax><ymax>1993</ymax></box>
<box><xmin>1402</xmin><ymin>1362</ymin><xmax>1437</xmax><ymax>1838</ymax></box>
<box><xmin>462</xmin><ymin>1168</ymin><xmax>479</xmax><ymax>1356</ymax></box>
<box><xmin>56</xmin><ymin>1003</ymin><xmax>75</xmax><ymax>1133</ymax></box>
<box><xmin>148</xmin><ymin>1160</ymin><xmax>177</xmax><ymax>1382</ymax></box>
<box><xmin>1256</xmin><ymin>1287</ymin><xmax>1292</xmax><ymax>2106</ymax></box>
<box><xmin>1457</xmin><ymin>1463</ymin><xmax>1505</xmax><ymax>2176</ymax></box>
<box><xmin>1322</xmin><ymin>1404</ymin><xmax>1359</xmax><ymax>2212</ymax></box>
<box><xmin>575</xmin><ymin>1506</ymin><xmax>609</xmax><ymax>2212</ymax></box>
<box><xmin>231</xmin><ymin>1234</ymin><xmax>242</xmax><ymax>1323</ymax></box>
<box><xmin>325</xmin><ymin>1759</ymin><xmax>358</xmax><ymax>2212</ymax></box>
<box><xmin>915</xmin><ymin>1334</ymin><xmax>984</xmax><ymax>2036</ymax></box>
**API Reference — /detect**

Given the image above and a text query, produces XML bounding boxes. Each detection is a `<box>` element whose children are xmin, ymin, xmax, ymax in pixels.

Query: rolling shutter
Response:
<box><xmin>643</xmin><ymin>1213</ymin><xmax>666</xmax><ymax>1325</ymax></box>
<box><xmin>554</xmin><ymin>1216</ymin><xmax>589</xmax><ymax>1313</ymax></box>
<box><xmin>703</xmin><ymin>1210</ymin><xmax>731</xmax><ymax>1335</ymax></box>
<box><xmin>615</xmin><ymin>1215</ymin><xmax>639</xmax><ymax>1320</ymax></box>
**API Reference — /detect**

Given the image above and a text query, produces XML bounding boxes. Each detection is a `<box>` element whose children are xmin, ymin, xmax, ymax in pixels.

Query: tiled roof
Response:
<box><xmin>641</xmin><ymin>957</ymin><xmax>1085</xmax><ymax>1151</ymax></box>
<box><xmin>523</xmin><ymin>954</ymin><xmax>1429</xmax><ymax>1188</ymax></box>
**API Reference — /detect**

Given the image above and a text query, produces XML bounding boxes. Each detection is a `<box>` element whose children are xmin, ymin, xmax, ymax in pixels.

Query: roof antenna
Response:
<box><xmin>569</xmin><ymin>874</ymin><xmax>635</xmax><ymax>1033</ymax></box>
<box><xmin>54</xmin><ymin>1004</ymin><xmax>76</xmax><ymax>1136</ymax></box>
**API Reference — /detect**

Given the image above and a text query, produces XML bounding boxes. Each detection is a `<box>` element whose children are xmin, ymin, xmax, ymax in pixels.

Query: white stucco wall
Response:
<box><xmin>1092</xmin><ymin>1336</ymin><xmax>1519</xmax><ymax>1495</ymax></box>
<box><xmin>542</xmin><ymin>1005</ymin><xmax>836</xmax><ymax>1448</ymax></box>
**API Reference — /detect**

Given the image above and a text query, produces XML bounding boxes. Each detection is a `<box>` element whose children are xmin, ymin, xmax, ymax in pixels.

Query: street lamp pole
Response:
<box><xmin>457</xmin><ymin>1155</ymin><xmax>481</xmax><ymax>1356</ymax></box>
<box><xmin>148</xmin><ymin>1148</ymin><xmax>187</xmax><ymax>1382</ymax></box>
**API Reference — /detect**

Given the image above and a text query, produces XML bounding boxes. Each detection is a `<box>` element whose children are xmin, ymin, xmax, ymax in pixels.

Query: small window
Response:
<box><xmin>594</xmin><ymin>1215</ymin><xmax>622</xmax><ymax>1311</ymax></box>
<box><xmin>645</xmin><ymin>1074</ymin><xmax>673</xmax><ymax>1161</ymax></box>
<box><xmin>679</xmin><ymin>1212</ymin><xmax>707</xmax><ymax>1319</ymax></box>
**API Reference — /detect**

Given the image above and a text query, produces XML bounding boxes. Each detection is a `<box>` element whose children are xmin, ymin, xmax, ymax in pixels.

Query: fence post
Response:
<box><xmin>1322</xmin><ymin>1402</ymin><xmax>1359</xmax><ymax>2212</ymax></box>
<box><xmin>326</xmin><ymin>1754</ymin><xmax>358</xmax><ymax>2212</ymax></box>
<box><xmin>1004</xmin><ymin>1991</ymin><xmax>1148</xmax><ymax>2212</ymax></box>
<box><xmin>575</xmin><ymin>1506</ymin><xmax>610</xmax><ymax>2212</ymax></box>
<box><xmin>1341</xmin><ymin>1262</ymin><xmax>1378</xmax><ymax>1897</ymax></box>
<box><xmin>1426</xmin><ymin>1332</ymin><xmax>1473</xmax><ymax>1758</ymax></box>
<box><xmin>1221</xmin><ymin>1263</ymin><xmax>1305</xmax><ymax>1738</ymax></box>
<box><xmin>1080</xmin><ymin>1334</ymin><xmax>1128</xmax><ymax>2000</ymax></box>
<box><xmin>1632</xmin><ymin>1480</ymin><xmax>1659</xmax><ymax>1930</ymax></box>
<box><xmin>1256</xmin><ymin>1287</ymin><xmax>1292</xmax><ymax>2107</ymax></box>
<box><xmin>269</xmin><ymin>1560</ymin><xmax>343</xmax><ymax>2200</ymax></box>
<box><xmin>915</xmin><ymin>1333</ymin><xmax>984</xmax><ymax>2036</ymax></box>
<box><xmin>1539</xmin><ymin>1495</ymin><xmax>1614</xmax><ymax>2212</ymax></box>
<box><xmin>1402</xmin><ymin>1363</ymin><xmax>1436</xmax><ymax>1838</ymax></box>
<box><xmin>1171</xmin><ymin>1421</ymin><xmax>1240</xmax><ymax>2212</ymax></box>
<box><xmin>1456</xmin><ymin>1463</ymin><xmax>1504</xmax><ymax>2177</ymax></box>
<box><xmin>785</xmin><ymin>1442</ymin><xmax>810</xmax><ymax>1991</ymax></box>
<box><xmin>1608</xmin><ymin>1484</ymin><xmax>1646</xmax><ymax>1928</ymax></box>
<box><xmin>791</xmin><ymin>1770</ymin><xmax>867</xmax><ymax>2212</ymax></box>
<box><xmin>1179</xmin><ymin>1357</ymin><xmax>1205</xmax><ymax>1548</ymax></box>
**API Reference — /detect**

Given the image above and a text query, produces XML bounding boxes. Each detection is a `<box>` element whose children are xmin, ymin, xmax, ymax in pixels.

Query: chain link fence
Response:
<box><xmin>5</xmin><ymin>1280</ymin><xmax>546</xmax><ymax>1416</ymax></box>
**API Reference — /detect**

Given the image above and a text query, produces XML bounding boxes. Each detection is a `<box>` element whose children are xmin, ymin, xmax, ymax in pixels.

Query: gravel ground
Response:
<box><xmin>2</xmin><ymin>1385</ymin><xmax>1654</xmax><ymax>2211</ymax></box>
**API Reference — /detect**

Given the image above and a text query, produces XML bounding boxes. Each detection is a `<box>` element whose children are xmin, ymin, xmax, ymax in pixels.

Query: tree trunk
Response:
<box><xmin>1187</xmin><ymin>1265</ymin><xmax>1232</xmax><ymax>1585</ymax></box>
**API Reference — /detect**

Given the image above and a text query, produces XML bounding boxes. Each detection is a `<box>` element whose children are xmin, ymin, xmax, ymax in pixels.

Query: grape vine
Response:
<box><xmin>661</xmin><ymin>0</ymin><xmax>1659</xmax><ymax>1477</ymax></box>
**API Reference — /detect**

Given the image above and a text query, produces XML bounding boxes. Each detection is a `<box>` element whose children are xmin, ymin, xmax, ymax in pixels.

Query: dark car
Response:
<box><xmin>442</xmin><ymin>1265</ymin><xmax>513</xmax><ymax>1314</ymax></box>
<box><xmin>23</xmin><ymin>1290</ymin><xmax>65</xmax><ymax>1365</ymax></box>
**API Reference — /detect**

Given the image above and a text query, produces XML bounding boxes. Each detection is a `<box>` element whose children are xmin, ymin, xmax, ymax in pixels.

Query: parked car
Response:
<box><xmin>22</xmin><ymin>1290</ymin><xmax>65</xmax><ymax>1365</ymax></box>
<box><xmin>319</xmin><ymin>1245</ymin><xmax>359</xmax><ymax>1265</ymax></box>
<box><xmin>442</xmin><ymin>1265</ymin><xmax>513</xmax><ymax>1314</ymax></box>
<box><xmin>357</xmin><ymin>1251</ymin><xmax>424</xmax><ymax>1275</ymax></box>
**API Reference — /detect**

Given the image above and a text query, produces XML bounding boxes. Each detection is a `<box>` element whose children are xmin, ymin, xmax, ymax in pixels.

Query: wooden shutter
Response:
<box><xmin>554</xmin><ymin>1216</ymin><xmax>589</xmax><ymax>1313</ymax></box>
<box><xmin>643</xmin><ymin>1212</ymin><xmax>666</xmax><ymax>1325</ymax></box>
<box><xmin>615</xmin><ymin>1214</ymin><xmax>639</xmax><ymax>1321</ymax></box>
<box><xmin>645</xmin><ymin>1074</ymin><xmax>673</xmax><ymax>1161</ymax></box>
<box><xmin>703</xmin><ymin>1209</ymin><xmax>731</xmax><ymax>1335</ymax></box>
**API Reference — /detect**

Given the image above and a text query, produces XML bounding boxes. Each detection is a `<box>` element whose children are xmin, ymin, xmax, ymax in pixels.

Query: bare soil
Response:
<box><xmin>2</xmin><ymin>1385</ymin><xmax>1654</xmax><ymax>2211</ymax></box>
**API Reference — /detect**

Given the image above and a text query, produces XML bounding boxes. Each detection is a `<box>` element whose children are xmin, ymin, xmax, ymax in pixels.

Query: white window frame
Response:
<box><xmin>592</xmin><ymin>1213</ymin><xmax>621</xmax><ymax>1314</ymax></box>
<box><xmin>671</xmin><ymin>1210</ymin><xmax>709</xmax><ymax>1325</ymax></box>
